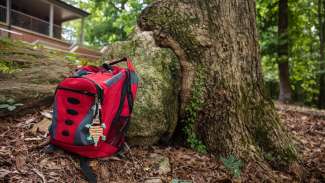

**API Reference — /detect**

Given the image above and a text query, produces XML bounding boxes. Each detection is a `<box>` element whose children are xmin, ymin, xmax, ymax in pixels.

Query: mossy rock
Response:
<box><xmin>0</xmin><ymin>37</ymin><xmax>101</xmax><ymax>117</ymax></box>
<box><xmin>103</xmin><ymin>28</ymin><xmax>181</xmax><ymax>145</ymax></box>
<box><xmin>0</xmin><ymin>39</ymin><xmax>75</xmax><ymax>117</ymax></box>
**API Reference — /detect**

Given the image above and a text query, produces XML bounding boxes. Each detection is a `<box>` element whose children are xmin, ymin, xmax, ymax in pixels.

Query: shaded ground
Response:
<box><xmin>0</xmin><ymin>103</ymin><xmax>324</xmax><ymax>183</ymax></box>
<box><xmin>276</xmin><ymin>102</ymin><xmax>325</xmax><ymax>182</ymax></box>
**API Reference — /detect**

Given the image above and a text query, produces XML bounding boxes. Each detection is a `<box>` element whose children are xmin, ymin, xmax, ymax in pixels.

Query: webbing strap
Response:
<box><xmin>45</xmin><ymin>145</ymin><xmax>97</xmax><ymax>182</ymax></box>
<box><xmin>79</xmin><ymin>157</ymin><xmax>97</xmax><ymax>183</ymax></box>
<box><xmin>126</xmin><ymin>71</ymin><xmax>134</xmax><ymax>113</ymax></box>
<box><xmin>123</xmin><ymin>71</ymin><xmax>134</xmax><ymax>136</ymax></box>
<box><xmin>107</xmin><ymin>70</ymin><xmax>134</xmax><ymax>147</ymax></box>
<box><xmin>44</xmin><ymin>144</ymin><xmax>57</xmax><ymax>154</ymax></box>
<box><xmin>110</xmin><ymin>71</ymin><xmax>129</xmax><ymax>126</ymax></box>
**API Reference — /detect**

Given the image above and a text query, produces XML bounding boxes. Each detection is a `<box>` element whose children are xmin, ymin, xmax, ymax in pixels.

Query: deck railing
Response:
<box><xmin>0</xmin><ymin>5</ymin><xmax>6</xmax><ymax>22</ymax></box>
<box><xmin>0</xmin><ymin>5</ymin><xmax>77</xmax><ymax>43</ymax></box>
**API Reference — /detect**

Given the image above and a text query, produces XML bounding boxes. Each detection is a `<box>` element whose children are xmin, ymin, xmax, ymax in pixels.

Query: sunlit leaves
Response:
<box><xmin>63</xmin><ymin>0</ymin><xmax>152</xmax><ymax>46</ymax></box>
<box><xmin>258</xmin><ymin>0</ymin><xmax>320</xmax><ymax>105</ymax></box>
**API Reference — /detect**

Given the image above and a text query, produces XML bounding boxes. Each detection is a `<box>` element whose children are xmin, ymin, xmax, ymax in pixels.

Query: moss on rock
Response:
<box><xmin>103</xmin><ymin>28</ymin><xmax>181</xmax><ymax>145</ymax></box>
<box><xmin>0</xmin><ymin>38</ymin><xmax>77</xmax><ymax>117</ymax></box>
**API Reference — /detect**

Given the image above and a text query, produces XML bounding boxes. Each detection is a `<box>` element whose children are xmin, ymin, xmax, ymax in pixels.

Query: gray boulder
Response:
<box><xmin>103</xmin><ymin>28</ymin><xmax>180</xmax><ymax>145</ymax></box>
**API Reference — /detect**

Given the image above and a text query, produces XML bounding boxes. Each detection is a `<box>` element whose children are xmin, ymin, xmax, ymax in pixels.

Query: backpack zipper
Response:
<box><xmin>57</xmin><ymin>86</ymin><xmax>96</xmax><ymax>97</ymax></box>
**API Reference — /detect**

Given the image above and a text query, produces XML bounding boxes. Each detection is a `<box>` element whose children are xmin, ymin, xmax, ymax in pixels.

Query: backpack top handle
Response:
<box><xmin>107</xmin><ymin>57</ymin><xmax>128</xmax><ymax>66</ymax></box>
<box><xmin>103</xmin><ymin>57</ymin><xmax>135</xmax><ymax>71</ymax></box>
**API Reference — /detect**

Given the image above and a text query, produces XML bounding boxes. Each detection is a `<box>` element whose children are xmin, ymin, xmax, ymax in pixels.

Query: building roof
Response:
<box><xmin>48</xmin><ymin>0</ymin><xmax>90</xmax><ymax>17</ymax></box>
<box><xmin>11</xmin><ymin>0</ymin><xmax>90</xmax><ymax>23</ymax></box>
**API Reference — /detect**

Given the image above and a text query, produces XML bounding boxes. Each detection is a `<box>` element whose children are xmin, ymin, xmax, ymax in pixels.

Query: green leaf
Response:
<box><xmin>7</xmin><ymin>105</ymin><xmax>16</xmax><ymax>111</ymax></box>
<box><xmin>6</xmin><ymin>99</ymin><xmax>15</xmax><ymax>104</ymax></box>
<box><xmin>221</xmin><ymin>155</ymin><xmax>242</xmax><ymax>177</ymax></box>
<box><xmin>234</xmin><ymin>169</ymin><xmax>241</xmax><ymax>177</ymax></box>
<box><xmin>0</xmin><ymin>104</ymin><xmax>10</xmax><ymax>109</ymax></box>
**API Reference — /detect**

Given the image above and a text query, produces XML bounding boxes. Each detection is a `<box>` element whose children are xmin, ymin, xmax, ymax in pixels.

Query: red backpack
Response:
<box><xmin>48</xmin><ymin>57</ymin><xmax>138</xmax><ymax>182</ymax></box>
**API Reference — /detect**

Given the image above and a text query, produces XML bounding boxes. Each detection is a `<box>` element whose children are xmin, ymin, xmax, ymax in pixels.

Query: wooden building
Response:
<box><xmin>0</xmin><ymin>0</ymin><xmax>102</xmax><ymax>59</ymax></box>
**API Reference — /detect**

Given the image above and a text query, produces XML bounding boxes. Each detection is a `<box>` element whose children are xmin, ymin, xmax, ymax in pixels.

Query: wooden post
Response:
<box><xmin>6</xmin><ymin>0</ymin><xmax>11</xmax><ymax>37</ymax></box>
<box><xmin>6</xmin><ymin>0</ymin><xmax>11</xmax><ymax>25</ymax></box>
<box><xmin>79</xmin><ymin>17</ymin><xmax>85</xmax><ymax>45</ymax></box>
<box><xmin>49</xmin><ymin>3</ymin><xmax>54</xmax><ymax>37</ymax></box>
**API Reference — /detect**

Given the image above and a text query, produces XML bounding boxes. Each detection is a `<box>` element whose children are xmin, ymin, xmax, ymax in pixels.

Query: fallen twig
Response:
<box><xmin>30</xmin><ymin>138</ymin><xmax>50</xmax><ymax>150</ymax></box>
<box><xmin>0</xmin><ymin>127</ymin><xmax>10</xmax><ymax>137</ymax></box>
<box><xmin>32</xmin><ymin>168</ymin><xmax>47</xmax><ymax>183</ymax></box>
<box><xmin>24</xmin><ymin>137</ymin><xmax>43</xmax><ymax>141</ymax></box>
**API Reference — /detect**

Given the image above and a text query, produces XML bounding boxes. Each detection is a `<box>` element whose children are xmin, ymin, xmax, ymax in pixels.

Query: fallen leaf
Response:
<box><xmin>0</xmin><ymin>168</ymin><xmax>11</xmax><ymax>178</ymax></box>
<box><xmin>40</xmin><ymin>111</ymin><xmax>52</xmax><ymax>119</ymax></box>
<box><xmin>15</xmin><ymin>154</ymin><xmax>26</xmax><ymax>171</ymax></box>
<box><xmin>30</xmin><ymin>118</ymin><xmax>51</xmax><ymax>135</ymax></box>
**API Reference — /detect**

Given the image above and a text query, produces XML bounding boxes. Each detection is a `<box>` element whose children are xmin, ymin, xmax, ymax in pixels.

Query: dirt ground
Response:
<box><xmin>0</xmin><ymin>103</ymin><xmax>324</xmax><ymax>183</ymax></box>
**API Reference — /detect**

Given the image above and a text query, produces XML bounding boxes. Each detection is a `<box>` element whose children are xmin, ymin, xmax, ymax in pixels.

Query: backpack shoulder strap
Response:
<box><xmin>44</xmin><ymin>145</ymin><xmax>97</xmax><ymax>182</ymax></box>
<box><xmin>79</xmin><ymin>157</ymin><xmax>97</xmax><ymax>183</ymax></box>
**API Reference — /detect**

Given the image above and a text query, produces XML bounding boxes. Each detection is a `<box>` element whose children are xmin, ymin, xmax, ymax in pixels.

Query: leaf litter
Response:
<box><xmin>0</xmin><ymin>103</ymin><xmax>324</xmax><ymax>182</ymax></box>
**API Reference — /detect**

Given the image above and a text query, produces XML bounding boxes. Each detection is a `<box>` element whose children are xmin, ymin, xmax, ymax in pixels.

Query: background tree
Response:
<box><xmin>258</xmin><ymin>0</ymin><xmax>319</xmax><ymax>106</ymax></box>
<box><xmin>278</xmin><ymin>0</ymin><xmax>292</xmax><ymax>102</ymax></box>
<box><xmin>64</xmin><ymin>0</ymin><xmax>153</xmax><ymax>46</ymax></box>
<box><xmin>318</xmin><ymin>0</ymin><xmax>325</xmax><ymax>109</ymax></box>
<box><xmin>138</xmin><ymin>0</ymin><xmax>298</xmax><ymax>177</ymax></box>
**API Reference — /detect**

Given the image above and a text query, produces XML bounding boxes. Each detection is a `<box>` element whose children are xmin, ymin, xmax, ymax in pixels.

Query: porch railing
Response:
<box><xmin>0</xmin><ymin>4</ymin><xmax>77</xmax><ymax>43</ymax></box>
<box><xmin>0</xmin><ymin>5</ymin><xmax>6</xmax><ymax>22</ymax></box>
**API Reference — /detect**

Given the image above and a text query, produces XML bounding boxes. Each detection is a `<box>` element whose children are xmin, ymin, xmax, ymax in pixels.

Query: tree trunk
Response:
<box><xmin>318</xmin><ymin>0</ymin><xmax>325</xmax><ymax>109</ymax></box>
<box><xmin>138</xmin><ymin>0</ymin><xmax>298</xmax><ymax>177</ymax></box>
<box><xmin>278</xmin><ymin>0</ymin><xmax>292</xmax><ymax>103</ymax></box>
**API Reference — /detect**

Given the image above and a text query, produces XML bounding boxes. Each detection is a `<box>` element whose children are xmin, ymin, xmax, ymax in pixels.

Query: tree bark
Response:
<box><xmin>278</xmin><ymin>0</ymin><xmax>292</xmax><ymax>103</ymax></box>
<box><xmin>138</xmin><ymin>0</ymin><xmax>298</xmax><ymax>177</ymax></box>
<box><xmin>318</xmin><ymin>0</ymin><xmax>325</xmax><ymax>109</ymax></box>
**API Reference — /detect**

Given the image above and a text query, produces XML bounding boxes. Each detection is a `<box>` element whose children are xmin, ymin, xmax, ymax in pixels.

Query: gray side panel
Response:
<box><xmin>130</xmin><ymin>71</ymin><xmax>139</xmax><ymax>84</ymax></box>
<box><xmin>105</xmin><ymin>72</ymin><xmax>123</xmax><ymax>87</ymax></box>
<box><xmin>73</xmin><ymin>106</ymin><xmax>95</xmax><ymax>145</ymax></box>
<box><xmin>49</xmin><ymin>99</ymin><xmax>58</xmax><ymax>138</ymax></box>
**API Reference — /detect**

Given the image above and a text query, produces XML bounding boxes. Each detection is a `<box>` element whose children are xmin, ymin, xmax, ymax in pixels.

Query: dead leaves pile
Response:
<box><xmin>0</xmin><ymin>103</ymin><xmax>324</xmax><ymax>182</ymax></box>
<box><xmin>277</xmin><ymin>102</ymin><xmax>325</xmax><ymax>182</ymax></box>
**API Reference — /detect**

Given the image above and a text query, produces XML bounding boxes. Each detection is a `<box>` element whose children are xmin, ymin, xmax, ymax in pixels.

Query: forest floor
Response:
<box><xmin>0</xmin><ymin>102</ymin><xmax>324</xmax><ymax>183</ymax></box>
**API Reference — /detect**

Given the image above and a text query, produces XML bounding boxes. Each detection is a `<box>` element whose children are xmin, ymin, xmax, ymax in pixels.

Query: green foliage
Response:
<box><xmin>220</xmin><ymin>155</ymin><xmax>243</xmax><ymax>177</ymax></box>
<box><xmin>0</xmin><ymin>61</ymin><xmax>20</xmax><ymax>73</ymax></box>
<box><xmin>63</xmin><ymin>0</ymin><xmax>152</xmax><ymax>46</ymax></box>
<box><xmin>0</xmin><ymin>37</ymin><xmax>15</xmax><ymax>47</ymax></box>
<box><xmin>0</xmin><ymin>38</ymin><xmax>23</xmax><ymax>73</ymax></box>
<box><xmin>183</xmin><ymin>66</ymin><xmax>207</xmax><ymax>154</ymax></box>
<box><xmin>63</xmin><ymin>52</ymin><xmax>96</xmax><ymax>66</ymax></box>
<box><xmin>0</xmin><ymin>99</ymin><xmax>23</xmax><ymax>111</ymax></box>
<box><xmin>183</xmin><ymin>126</ymin><xmax>207</xmax><ymax>154</ymax></box>
<box><xmin>257</xmin><ymin>0</ymin><xmax>320</xmax><ymax>105</ymax></box>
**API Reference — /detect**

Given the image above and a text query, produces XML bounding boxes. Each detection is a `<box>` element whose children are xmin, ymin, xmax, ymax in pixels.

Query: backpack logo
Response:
<box><xmin>86</xmin><ymin>119</ymin><xmax>106</xmax><ymax>146</ymax></box>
